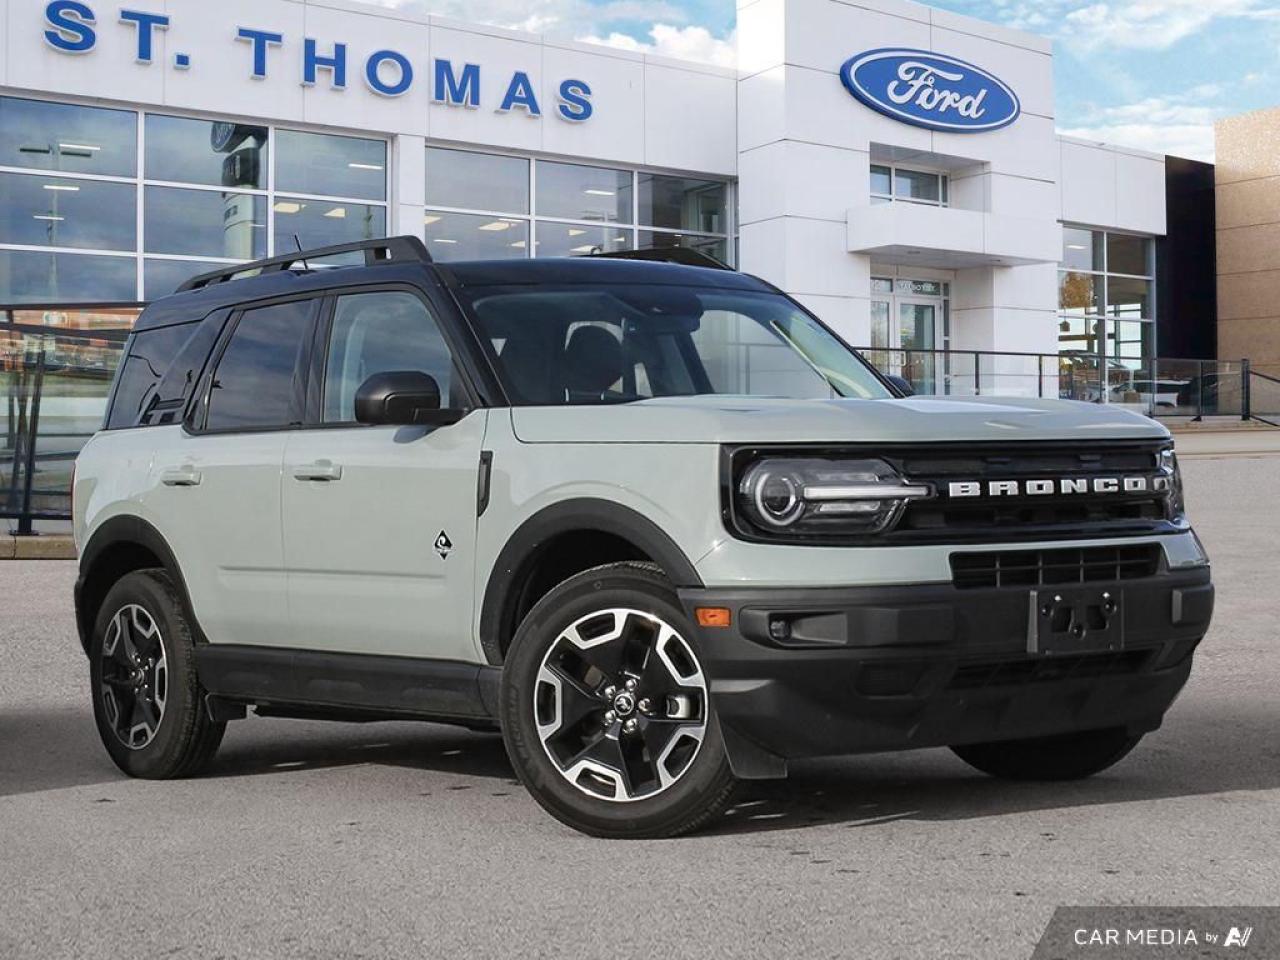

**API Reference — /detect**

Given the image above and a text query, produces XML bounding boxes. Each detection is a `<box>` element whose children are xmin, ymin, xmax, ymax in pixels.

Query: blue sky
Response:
<box><xmin>380</xmin><ymin>0</ymin><xmax>1274</xmax><ymax>160</ymax></box>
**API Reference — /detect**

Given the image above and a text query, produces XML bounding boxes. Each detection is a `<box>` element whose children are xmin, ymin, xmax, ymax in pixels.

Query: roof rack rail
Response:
<box><xmin>588</xmin><ymin>247</ymin><xmax>733</xmax><ymax>271</ymax></box>
<box><xmin>176</xmin><ymin>235</ymin><xmax>433</xmax><ymax>292</ymax></box>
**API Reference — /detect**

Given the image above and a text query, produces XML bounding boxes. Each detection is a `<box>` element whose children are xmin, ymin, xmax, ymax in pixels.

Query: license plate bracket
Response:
<box><xmin>1028</xmin><ymin>587</ymin><xmax>1123</xmax><ymax>655</ymax></box>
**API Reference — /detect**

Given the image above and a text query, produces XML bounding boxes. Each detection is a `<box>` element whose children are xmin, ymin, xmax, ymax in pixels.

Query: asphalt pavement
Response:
<box><xmin>1</xmin><ymin>454</ymin><xmax>1276</xmax><ymax>960</ymax></box>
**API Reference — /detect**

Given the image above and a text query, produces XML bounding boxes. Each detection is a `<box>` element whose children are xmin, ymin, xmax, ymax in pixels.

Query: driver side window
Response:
<box><xmin>322</xmin><ymin>291</ymin><xmax>456</xmax><ymax>423</ymax></box>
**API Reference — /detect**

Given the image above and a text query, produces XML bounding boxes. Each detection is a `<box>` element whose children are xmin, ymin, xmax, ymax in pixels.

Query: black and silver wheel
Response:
<box><xmin>90</xmin><ymin>570</ymin><xmax>225</xmax><ymax>779</ymax></box>
<box><xmin>951</xmin><ymin>727</ymin><xmax>1143</xmax><ymax>781</ymax></box>
<box><xmin>502</xmin><ymin>563</ymin><xmax>737</xmax><ymax>838</ymax></box>
<box><xmin>99</xmin><ymin>603</ymin><xmax>169</xmax><ymax>750</ymax></box>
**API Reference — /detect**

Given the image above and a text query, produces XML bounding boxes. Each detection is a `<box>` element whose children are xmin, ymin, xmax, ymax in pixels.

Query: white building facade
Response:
<box><xmin>0</xmin><ymin>0</ymin><xmax>1173</xmax><ymax>373</ymax></box>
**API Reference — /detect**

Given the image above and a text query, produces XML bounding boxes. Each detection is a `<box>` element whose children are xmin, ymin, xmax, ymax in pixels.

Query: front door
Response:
<box><xmin>281</xmin><ymin>289</ymin><xmax>486</xmax><ymax>662</ymax></box>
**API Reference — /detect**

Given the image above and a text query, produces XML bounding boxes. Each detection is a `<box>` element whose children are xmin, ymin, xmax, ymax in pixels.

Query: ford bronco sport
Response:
<box><xmin>73</xmin><ymin>236</ymin><xmax>1214</xmax><ymax>838</ymax></box>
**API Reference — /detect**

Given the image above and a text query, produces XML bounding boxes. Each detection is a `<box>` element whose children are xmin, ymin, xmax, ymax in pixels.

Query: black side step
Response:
<box><xmin>195</xmin><ymin>645</ymin><xmax>499</xmax><ymax>723</ymax></box>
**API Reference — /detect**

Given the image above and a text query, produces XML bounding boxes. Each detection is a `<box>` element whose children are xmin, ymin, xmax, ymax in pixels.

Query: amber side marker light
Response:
<box><xmin>695</xmin><ymin>607</ymin><xmax>732</xmax><ymax>628</ymax></box>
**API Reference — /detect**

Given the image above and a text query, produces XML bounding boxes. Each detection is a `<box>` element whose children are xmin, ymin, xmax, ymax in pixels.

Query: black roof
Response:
<box><xmin>133</xmin><ymin>255</ymin><xmax>773</xmax><ymax>333</ymax></box>
<box><xmin>439</xmin><ymin>257</ymin><xmax>769</xmax><ymax>290</ymax></box>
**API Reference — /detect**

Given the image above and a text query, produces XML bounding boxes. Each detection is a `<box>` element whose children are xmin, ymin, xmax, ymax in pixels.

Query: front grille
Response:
<box><xmin>947</xmin><ymin>649</ymin><xmax>1153</xmax><ymax>690</ymax></box>
<box><xmin>950</xmin><ymin>544</ymin><xmax>1162</xmax><ymax>590</ymax></box>
<box><xmin>891</xmin><ymin>441</ymin><xmax>1174</xmax><ymax>543</ymax></box>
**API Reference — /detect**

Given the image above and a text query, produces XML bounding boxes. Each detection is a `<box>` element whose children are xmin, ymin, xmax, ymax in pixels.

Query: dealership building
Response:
<box><xmin>0</xmin><ymin>0</ymin><xmax>1221</xmax><ymax>367</ymax></box>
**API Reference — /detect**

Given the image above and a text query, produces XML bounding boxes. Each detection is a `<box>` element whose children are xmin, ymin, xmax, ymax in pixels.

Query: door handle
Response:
<box><xmin>291</xmin><ymin>461</ymin><xmax>343</xmax><ymax>482</ymax></box>
<box><xmin>160</xmin><ymin>466</ymin><xmax>202</xmax><ymax>487</ymax></box>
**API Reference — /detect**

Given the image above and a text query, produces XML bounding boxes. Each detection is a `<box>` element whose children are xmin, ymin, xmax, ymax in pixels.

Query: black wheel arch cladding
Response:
<box><xmin>479</xmin><ymin>498</ymin><xmax>703</xmax><ymax>666</ymax></box>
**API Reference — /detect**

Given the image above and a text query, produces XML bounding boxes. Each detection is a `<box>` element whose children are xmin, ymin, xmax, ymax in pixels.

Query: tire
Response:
<box><xmin>89</xmin><ymin>569</ymin><xmax>225</xmax><ymax>779</ymax></box>
<box><xmin>951</xmin><ymin>727</ymin><xmax>1142</xmax><ymax>781</ymax></box>
<box><xmin>500</xmin><ymin>562</ymin><xmax>738</xmax><ymax>838</ymax></box>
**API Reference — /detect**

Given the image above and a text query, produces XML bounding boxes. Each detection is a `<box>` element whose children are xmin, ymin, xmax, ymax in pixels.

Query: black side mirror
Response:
<box><xmin>884</xmin><ymin>374</ymin><xmax>915</xmax><ymax>397</ymax></box>
<box><xmin>354</xmin><ymin>371</ymin><xmax>463</xmax><ymax>426</ymax></box>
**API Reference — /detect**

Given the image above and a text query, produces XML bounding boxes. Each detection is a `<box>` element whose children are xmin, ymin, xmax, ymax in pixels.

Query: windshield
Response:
<box><xmin>463</xmin><ymin>284</ymin><xmax>891</xmax><ymax>405</ymax></box>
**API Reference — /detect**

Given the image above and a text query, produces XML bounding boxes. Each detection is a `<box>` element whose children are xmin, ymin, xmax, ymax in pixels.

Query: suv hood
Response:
<box><xmin>511</xmin><ymin>395</ymin><xmax>1170</xmax><ymax>445</ymax></box>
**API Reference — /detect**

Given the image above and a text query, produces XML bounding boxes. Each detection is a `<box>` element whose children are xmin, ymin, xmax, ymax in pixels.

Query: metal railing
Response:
<box><xmin>3</xmin><ymin>313</ymin><xmax>131</xmax><ymax>534</ymax></box>
<box><xmin>857</xmin><ymin>347</ymin><xmax>1279</xmax><ymax>423</ymax></box>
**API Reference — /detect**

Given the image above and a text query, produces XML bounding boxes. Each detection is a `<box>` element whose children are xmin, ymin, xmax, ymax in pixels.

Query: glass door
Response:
<box><xmin>869</xmin><ymin>299</ymin><xmax>893</xmax><ymax>377</ymax></box>
<box><xmin>896</xmin><ymin>298</ymin><xmax>937</xmax><ymax>394</ymax></box>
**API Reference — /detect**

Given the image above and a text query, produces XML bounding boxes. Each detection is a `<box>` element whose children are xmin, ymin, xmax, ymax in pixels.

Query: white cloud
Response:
<box><xmin>1059</xmin><ymin>91</ymin><xmax>1229</xmax><ymax>159</ymax></box>
<box><xmin>576</xmin><ymin>24</ymin><xmax>737</xmax><ymax>66</ymax></box>
<box><xmin>355</xmin><ymin>0</ymin><xmax>702</xmax><ymax>42</ymax></box>
<box><xmin>959</xmin><ymin>0</ymin><xmax>1280</xmax><ymax>51</ymax></box>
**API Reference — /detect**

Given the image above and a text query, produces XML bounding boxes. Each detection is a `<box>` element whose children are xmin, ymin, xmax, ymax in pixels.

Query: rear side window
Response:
<box><xmin>204</xmin><ymin>299</ymin><xmax>317</xmax><ymax>431</ymax></box>
<box><xmin>106</xmin><ymin>322</ymin><xmax>199</xmax><ymax>429</ymax></box>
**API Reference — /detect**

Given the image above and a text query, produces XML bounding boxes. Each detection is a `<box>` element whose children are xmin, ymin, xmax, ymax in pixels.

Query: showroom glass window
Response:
<box><xmin>1058</xmin><ymin>226</ymin><xmax>1156</xmax><ymax>368</ymax></box>
<box><xmin>0</xmin><ymin>95</ymin><xmax>391</xmax><ymax>303</ymax></box>
<box><xmin>423</xmin><ymin>147</ymin><xmax>732</xmax><ymax>264</ymax></box>
<box><xmin>0</xmin><ymin>96</ymin><xmax>138</xmax><ymax>302</ymax></box>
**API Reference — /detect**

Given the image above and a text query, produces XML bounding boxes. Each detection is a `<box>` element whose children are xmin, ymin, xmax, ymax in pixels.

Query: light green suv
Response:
<box><xmin>73</xmin><ymin>238</ymin><xmax>1214</xmax><ymax>838</ymax></box>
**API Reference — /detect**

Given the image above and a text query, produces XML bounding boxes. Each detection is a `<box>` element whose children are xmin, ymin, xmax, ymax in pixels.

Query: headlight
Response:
<box><xmin>1161</xmin><ymin>447</ymin><xmax>1186</xmax><ymax>520</ymax></box>
<box><xmin>735</xmin><ymin>457</ymin><xmax>929</xmax><ymax>539</ymax></box>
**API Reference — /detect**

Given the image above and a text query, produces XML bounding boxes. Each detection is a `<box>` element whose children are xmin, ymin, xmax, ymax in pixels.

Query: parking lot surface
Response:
<box><xmin>1</xmin><ymin>456</ymin><xmax>1277</xmax><ymax>959</ymax></box>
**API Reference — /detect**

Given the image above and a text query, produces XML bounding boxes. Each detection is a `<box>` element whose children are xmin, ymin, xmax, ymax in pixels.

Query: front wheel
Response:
<box><xmin>500</xmin><ymin>563</ymin><xmax>738</xmax><ymax>838</ymax></box>
<box><xmin>951</xmin><ymin>727</ymin><xmax>1143</xmax><ymax>781</ymax></box>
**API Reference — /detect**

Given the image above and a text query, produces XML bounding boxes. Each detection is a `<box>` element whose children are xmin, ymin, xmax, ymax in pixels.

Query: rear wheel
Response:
<box><xmin>951</xmin><ymin>727</ymin><xmax>1142</xmax><ymax>781</ymax></box>
<box><xmin>90</xmin><ymin>570</ymin><xmax>225</xmax><ymax>779</ymax></box>
<box><xmin>501</xmin><ymin>562</ymin><xmax>737</xmax><ymax>838</ymax></box>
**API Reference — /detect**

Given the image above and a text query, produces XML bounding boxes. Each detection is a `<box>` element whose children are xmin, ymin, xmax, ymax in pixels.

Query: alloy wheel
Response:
<box><xmin>99</xmin><ymin>603</ymin><xmax>169</xmax><ymax>750</ymax></box>
<box><xmin>533</xmin><ymin>607</ymin><xmax>708</xmax><ymax>802</ymax></box>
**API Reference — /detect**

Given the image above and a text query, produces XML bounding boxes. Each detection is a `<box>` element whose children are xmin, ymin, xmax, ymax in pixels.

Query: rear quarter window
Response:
<box><xmin>106</xmin><ymin>321</ymin><xmax>201</xmax><ymax>430</ymax></box>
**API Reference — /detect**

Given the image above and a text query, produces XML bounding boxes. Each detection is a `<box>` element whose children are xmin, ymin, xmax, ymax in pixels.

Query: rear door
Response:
<box><xmin>149</xmin><ymin>296</ymin><xmax>319</xmax><ymax>646</ymax></box>
<box><xmin>280</xmin><ymin>288</ymin><xmax>487</xmax><ymax>661</ymax></box>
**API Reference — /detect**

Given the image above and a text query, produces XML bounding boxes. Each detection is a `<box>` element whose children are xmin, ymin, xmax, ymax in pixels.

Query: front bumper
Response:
<box><xmin>678</xmin><ymin>566</ymin><xmax>1213</xmax><ymax>778</ymax></box>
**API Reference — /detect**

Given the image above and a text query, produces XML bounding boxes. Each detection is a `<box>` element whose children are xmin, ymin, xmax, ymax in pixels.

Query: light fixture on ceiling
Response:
<box><xmin>478</xmin><ymin>220</ymin><xmax>513</xmax><ymax>231</ymax></box>
<box><xmin>567</xmin><ymin>228</ymin><xmax>585</xmax><ymax>237</ymax></box>
<box><xmin>42</xmin><ymin>184</ymin><xmax>80</xmax><ymax>192</ymax></box>
<box><xmin>423</xmin><ymin>215</ymin><xmax>441</xmax><ymax>225</ymax></box>
<box><xmin>323</xmin><ymin>207</ymin><xmax>347</xmax><ymax>219</ymax></box>
<box><xmin>58</xmin><ymin>142</ymin><xmax>100</xmax><ymax>152</ymax></box>
<box><xmin>348</xmin><ymin>162</ymin><xmax>384</xmax><ymax>171</ymax></box>
<box><xmin>1067</xmin><ymin>244</ymin><xmax>1086</xmax><ymax>251</ymax></box>
<box><xmin>510</xmin><ymin>240</ymin><xmax>527</xmax><ymax>249</ymax></box>
<box><xmin>584</xmin><ymin>189</ymin><xmax>615</xmax><ymax>197</ymax></box>
<box><xmin>33</xmin><ymin>214</ymin><xmax>65</xmax><ymax>221</ymax></box>
<box><xmin>570</xmin><ymin>244</ymin><xmax>595</xmax><ymax>254</ymax></box>
<box><xmin>274</xmin><ymin>201</ymin><xmax>304</xmax><ymax>214</ymax></box>
<box><xmin>432</xmin><ymin>238</ymin><xmax>458</xmax><ymax>244</ymax></box>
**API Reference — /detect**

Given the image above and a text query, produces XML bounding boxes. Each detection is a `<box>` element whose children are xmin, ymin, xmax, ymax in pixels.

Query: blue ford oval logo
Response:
<box><xmin>840</xmin><ymin>49</ymin><xmax>1021</xmax><ymax>133</ymax></box>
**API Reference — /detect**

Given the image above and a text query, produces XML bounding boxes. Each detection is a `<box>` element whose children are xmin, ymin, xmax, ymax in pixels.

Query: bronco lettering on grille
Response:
<box><xmin>947</xmin><ymin>477</ymin><xmax>1171</xmax><ymax>498</ymax></box>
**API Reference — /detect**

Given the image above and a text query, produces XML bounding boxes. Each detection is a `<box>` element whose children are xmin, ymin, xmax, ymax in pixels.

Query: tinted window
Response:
<box><xmin>107</xmin><ymin>322</ymin><xmax>200</xmax><ymax>429</ymax></box>
<box><xmin>0</xmin><ymin>172</ymin><xmax>136</xmax><ymax>250</ymax></box>
<box><xmin>637</xmin><ymin>174</ymin><xmax>725</xmax><ymax>233</ymax></box>
<box><xmin>426</xmin><ymin>148</ymin><xmax>528</xmax><ymax>213</ymax></box>
<box><xmin>145</xmin><ymin>115</ymin><xmax>268</xmax><ymax>188</ymax></box>
<box><xmin>272</xmin><ymin>198</ymin><xmax>386</xmax><ymax>250</ymax></box>
<box><xmin>205</xmin><ymin>300</ymin><xmax>316</xmax><ymax>430</ymax></box>
<box><xmin>275</xmin><ymin>130</ymin><xmax>386</xmax><ymax>200</ymax></box>
<box><xmin>536</xmin><ymin>162</ymin><xmax>632</xmax><ymax>223</ymax></box>
<box><xmin>0</xmin><ymin>249</ymin><xmax>136</xmax><ymax>303</ymax></box>
<box><xmin>424</xmin><ymin>212</ymin><xmax>528</xmax><ymax>260</ymax></box>
<box><xmin>322</xmin><ymin>292</ymin><xmax>456</xmax><ymax>423</ymax></box>
<box><xmin>0</xmin><ymin>96</ymin><xmax>136</xmax><ymax>177</ymax></box>
<box><xmin>144</xmin><ymin>186</ymin><xmax>267</xmax><ymax>259</ymax></box>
